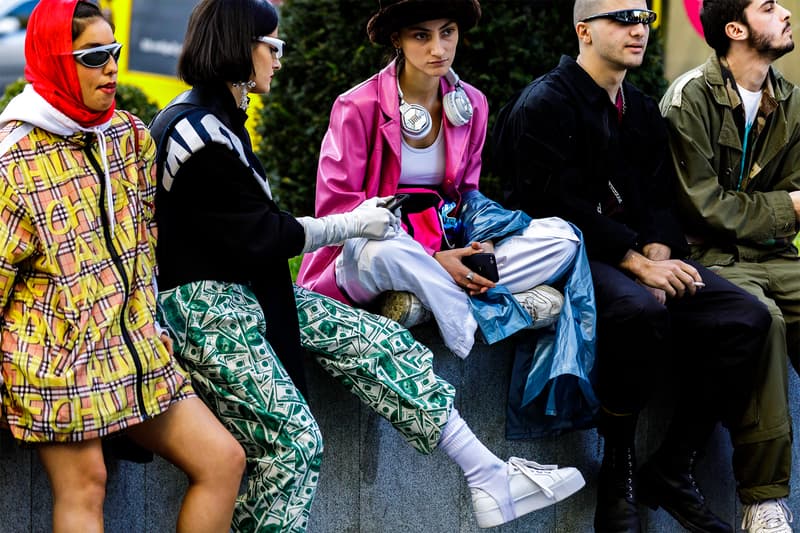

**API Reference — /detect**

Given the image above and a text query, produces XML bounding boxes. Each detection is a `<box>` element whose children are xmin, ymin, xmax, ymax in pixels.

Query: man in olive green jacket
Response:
<box><xmin>661</xmin><ymin>1</ymin><xmax>798</xmax><ymax>531</ymax></box>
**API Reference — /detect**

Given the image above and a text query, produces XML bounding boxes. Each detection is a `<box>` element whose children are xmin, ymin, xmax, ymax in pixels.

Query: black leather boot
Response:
<box><xmin>594</xmin><ymin>411</ymin><xmax>641</xmax><ymax>533</ymax></box>
<box><xmin>638</xmin><ymin>449</ymin><xmax>732</xmax><ymax>533</ymax></box>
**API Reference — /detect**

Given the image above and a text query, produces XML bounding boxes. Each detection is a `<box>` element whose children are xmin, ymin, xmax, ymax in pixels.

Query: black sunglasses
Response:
<box><xmin>580</xmin><ymin>9</ymin><xmax>657</xmax><ymax>25</ymax></box>
<box><xmin>72</xmin><ymin>43</ymin><xmax>123</xmax><ymax>68</ymax></box>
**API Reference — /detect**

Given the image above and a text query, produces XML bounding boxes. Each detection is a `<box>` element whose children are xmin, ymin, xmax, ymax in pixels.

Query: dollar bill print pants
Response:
<box><xmin>159</xmin><ymin>281</ymin><xmax>455</xmax><ymax>532</ymax></box>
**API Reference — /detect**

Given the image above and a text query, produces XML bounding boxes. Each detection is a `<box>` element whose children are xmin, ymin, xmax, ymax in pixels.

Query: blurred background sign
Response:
<box><xmin>113</xmin><ymin>0</ymin><xmax>190</xmax><ymax>108</ymax></box>
<box><xmin>683</xmin><ymin>0</ymin><xmax>703</xmax><ymax>35</ymax></box>
<box><xmin>127</xmin><ymin>0</ymin><xmax>191</xmax><ymax>77</ymax></box>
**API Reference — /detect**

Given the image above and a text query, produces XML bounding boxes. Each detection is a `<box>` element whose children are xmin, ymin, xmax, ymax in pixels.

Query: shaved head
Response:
<box><xmin>573</xmin><ymin>0</ymin><xmax>609</xmax><ymax>25</ymax></box>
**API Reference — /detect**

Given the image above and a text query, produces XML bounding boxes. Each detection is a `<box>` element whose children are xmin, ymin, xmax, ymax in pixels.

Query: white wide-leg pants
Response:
<box><xmin>336</xmin><ymin>217</ymin><xmax>579</xmax><ymax>359</ymax></box>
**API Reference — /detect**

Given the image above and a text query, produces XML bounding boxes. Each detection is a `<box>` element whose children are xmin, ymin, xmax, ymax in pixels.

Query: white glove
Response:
<box><xmin>298</xmin><ymin>197</ymin><xmax>399</xmax><ymax>253</ymax></box>
<box><xmin>352</xmin><ymin>196</ymin><xmax>402</xmax><ymax>237</ymax></box>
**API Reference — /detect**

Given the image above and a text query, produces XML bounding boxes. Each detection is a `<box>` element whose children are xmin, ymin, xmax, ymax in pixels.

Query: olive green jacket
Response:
<box><xmin>660</xmin><ymin>54</ymin><xmax>800</xmax><ymax>266</ymax></box>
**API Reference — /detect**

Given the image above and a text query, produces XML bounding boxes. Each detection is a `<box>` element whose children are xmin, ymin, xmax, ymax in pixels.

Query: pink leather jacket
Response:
<box><xmin>297</xmin><ymin>60</ymin><xmax>488</xmax><ymax>303</ymax></box>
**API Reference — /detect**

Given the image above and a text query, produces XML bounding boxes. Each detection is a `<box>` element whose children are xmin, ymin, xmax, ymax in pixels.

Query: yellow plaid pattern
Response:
<box><xmin>0</xmin><ymin>113</ymin><xmax>193</xmax><ymax>442</ymax></box>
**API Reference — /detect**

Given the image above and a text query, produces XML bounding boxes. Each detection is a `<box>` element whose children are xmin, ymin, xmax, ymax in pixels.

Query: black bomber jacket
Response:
<box><xmin>493</xmin><ymin>55</ymin><xmax>688</xmax><ymax>264</ymax></box>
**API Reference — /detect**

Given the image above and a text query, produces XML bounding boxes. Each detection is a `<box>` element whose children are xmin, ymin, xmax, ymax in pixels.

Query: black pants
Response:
<box><xmin>591</xmin><ymin>259</ymin><xmax>770</xmax><ymax>444</ymax></box>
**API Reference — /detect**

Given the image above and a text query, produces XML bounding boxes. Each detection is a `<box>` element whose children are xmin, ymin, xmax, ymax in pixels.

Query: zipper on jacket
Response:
<box><xmin>85</xmin><ymin>145</ymin><xmax>149</xmax><ymax>419</ymax></box>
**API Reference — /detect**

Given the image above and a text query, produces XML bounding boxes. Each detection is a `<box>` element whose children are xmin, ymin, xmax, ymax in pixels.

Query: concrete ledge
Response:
<box><xmin>1</xmin><ymin>323</ymin><xmax>798</xmax><ymax>532</ymax></box>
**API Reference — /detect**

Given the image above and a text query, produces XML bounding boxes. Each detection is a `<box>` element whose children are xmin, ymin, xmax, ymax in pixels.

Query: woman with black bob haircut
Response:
<box><xmin>151</xmin><ymin>0</ymin><xmax>586</xmax><ymax>530</ymax></box>
<box><xmin>151</xmin><ymin>0</ymin><xmax>407</xmax><ymax>531</ymax></box>
<box><xmin>178</xmin><ymin>0</ymin><xmax>277</xmax><ymax>86</ymax></box>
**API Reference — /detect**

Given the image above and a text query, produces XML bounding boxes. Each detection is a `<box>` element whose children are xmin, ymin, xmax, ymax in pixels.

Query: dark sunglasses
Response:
<box><xmin>72</xmin><ymin>43</ymin><xmax>123</xmax><ymax>68</ymax></box>
<box><xmin>580</xmin><ymin>9</ymin><xmax>657</xmax><ymax>25</ymax></box>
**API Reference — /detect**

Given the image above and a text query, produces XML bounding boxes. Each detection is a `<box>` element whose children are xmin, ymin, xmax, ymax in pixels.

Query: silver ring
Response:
<box><xmin>465</xmin><ymin>271</ymin><xmax>474</xmax><ymax>282</ymax></box>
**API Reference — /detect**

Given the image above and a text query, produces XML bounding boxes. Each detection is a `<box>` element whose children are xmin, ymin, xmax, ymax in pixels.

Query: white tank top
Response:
<box><xmin>398</xmin><ymin>123</ymin><xmax>446</xmax><ymax>186</ymax></box>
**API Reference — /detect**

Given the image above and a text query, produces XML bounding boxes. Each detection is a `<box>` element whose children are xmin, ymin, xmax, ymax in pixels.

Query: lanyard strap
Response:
<box><xmin>737</xmin><ymin>122</ymin><xmax>753</xmax><ymax>191</ymax></box>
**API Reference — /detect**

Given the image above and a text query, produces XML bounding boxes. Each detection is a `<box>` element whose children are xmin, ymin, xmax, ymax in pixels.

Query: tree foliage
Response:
<box><xmin>0</xmin><ymin>79</ymin><xmax>27</xmax><ymax>111</ymax></box>
<box><xmin>256</xmin><ymin>0</ymin><xmax>667</xmax><ymax>216</ymax></box>
<box><xmin>114</xmin><ymin>83</ymin><xmax>160</xmax><ymax>124</ymax></box>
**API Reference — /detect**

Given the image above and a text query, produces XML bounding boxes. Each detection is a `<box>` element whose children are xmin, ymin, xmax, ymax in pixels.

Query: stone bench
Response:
<box><xmin>1</xmin><ymin>323</ymin><xmax>797</xmax><ymax>532</ymax></box>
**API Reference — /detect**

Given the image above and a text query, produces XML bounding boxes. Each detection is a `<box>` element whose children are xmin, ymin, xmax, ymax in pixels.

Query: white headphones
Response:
<box><xmin>397</xmin><ymin>68</ymin><xmax>474</xmax><ymax>140</ymax></box>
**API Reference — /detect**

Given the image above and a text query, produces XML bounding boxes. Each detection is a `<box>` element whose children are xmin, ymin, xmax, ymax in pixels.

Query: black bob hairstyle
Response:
<box><xmin>178</xmin><ymin>0</ymin><xmax>279</xmax><ymax>85</ymax></box>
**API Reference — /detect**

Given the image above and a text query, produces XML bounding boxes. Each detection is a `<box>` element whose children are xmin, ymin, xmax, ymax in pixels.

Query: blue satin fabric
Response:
<box><xmin>507</xmin><ymin>230</ymin><xmax>599</xmax><ymax>439</ymax></box>
<box><xmin>459</xmin><ymin>189</ymin><xmax>532</xmax><ymax>246</ymax></box>
<box><xmin>458</xmin><ymin>190</ymin><xmax>599</xmax><ymax>437</ymax></box>
<box><xmin>460</xmin><ymin>190</ymin><xmax>533</xmax><ymax>343</ymax></box>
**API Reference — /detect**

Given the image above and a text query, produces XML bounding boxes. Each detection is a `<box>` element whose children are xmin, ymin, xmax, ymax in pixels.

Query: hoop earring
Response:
<box><xmin>233</xmin><ymin>80</ymin><xmax>257</xmax><ymax>111</ymax></box>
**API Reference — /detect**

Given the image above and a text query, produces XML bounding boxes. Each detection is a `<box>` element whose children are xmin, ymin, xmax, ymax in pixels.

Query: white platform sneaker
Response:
<box><xmin>470</xmin><ymin>457</ymin><xmax>586</xmax><ymax>528</ymax></box>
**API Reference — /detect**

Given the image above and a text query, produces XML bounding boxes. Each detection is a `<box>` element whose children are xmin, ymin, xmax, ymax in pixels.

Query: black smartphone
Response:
<box><xmin>382</xmin><ymin>193</ymin><xmax>410</xmax><ymax>211</ymax></box>
<box><xmin>461</xmin><ymin>252</ymin><xmax>499</xmax><ymax>282</ymax></box>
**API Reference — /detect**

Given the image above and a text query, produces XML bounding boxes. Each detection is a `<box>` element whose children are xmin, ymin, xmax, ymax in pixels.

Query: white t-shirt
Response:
<box><xmin>738</xmin><ymin>84</ymin><xmax>763</xmax><ymax>127</ymax></box>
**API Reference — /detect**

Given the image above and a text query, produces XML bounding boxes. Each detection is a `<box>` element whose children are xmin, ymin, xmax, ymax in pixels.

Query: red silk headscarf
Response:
<box><xmin>24</xmin><ymin>0</ymin><xmax>115</xmax><ymax>127</ymax></box>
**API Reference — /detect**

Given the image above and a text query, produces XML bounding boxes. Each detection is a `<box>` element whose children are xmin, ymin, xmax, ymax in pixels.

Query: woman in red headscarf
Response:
<box><xmin>0</xmin><ymin>1</ymin><xmax>245</xmax><ymax>531</ymax></box>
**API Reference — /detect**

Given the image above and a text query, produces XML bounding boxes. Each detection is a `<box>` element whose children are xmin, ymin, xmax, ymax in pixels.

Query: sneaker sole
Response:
<box><xmin>473</xmin><ymin>468</ymin><xmax>586</xmax><ymax>528</ymax></box>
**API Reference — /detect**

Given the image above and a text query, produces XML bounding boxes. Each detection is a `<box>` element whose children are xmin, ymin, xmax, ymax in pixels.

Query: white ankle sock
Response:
<box><xmin>438</xmin><ymin>409</ymin><xmax>513</xmax><ymax>516</ymax></box>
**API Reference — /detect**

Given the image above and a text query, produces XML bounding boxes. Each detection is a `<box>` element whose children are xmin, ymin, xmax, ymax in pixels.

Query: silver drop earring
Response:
<box><xmin>234</xmin><ymin>80</ymin><xmax>257</xmax><ymax>111</ymax></box>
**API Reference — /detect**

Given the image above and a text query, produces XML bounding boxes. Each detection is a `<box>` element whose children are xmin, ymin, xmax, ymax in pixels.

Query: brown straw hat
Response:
<box><xmin>367</xmin><ymin>0</ymin><xmax>481</xmax><ymax>46</ymax></box>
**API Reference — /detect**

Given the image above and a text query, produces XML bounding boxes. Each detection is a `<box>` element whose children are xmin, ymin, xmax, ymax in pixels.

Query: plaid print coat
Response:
<box><xmin>0</xmin><ymin>111</ymin><xmax>193</xmax><ymax>442</ymax></box>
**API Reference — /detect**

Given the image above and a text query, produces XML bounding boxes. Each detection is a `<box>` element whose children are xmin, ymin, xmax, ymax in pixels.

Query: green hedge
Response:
<box><xmin>256</xmin><ymin>0</ymin><xmax>666</xmax><ymax>216</ymax></box>
<box><xmin>0</xmin><ymin>79</ymin><xmax>26</xmax><ymax>111</ymax></box>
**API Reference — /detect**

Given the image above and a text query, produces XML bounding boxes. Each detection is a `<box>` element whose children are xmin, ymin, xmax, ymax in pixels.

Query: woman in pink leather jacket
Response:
<box><xmin>298</xmin><ymin>0</ymin><xmax>580</xmax><ymax>360</ymax></box>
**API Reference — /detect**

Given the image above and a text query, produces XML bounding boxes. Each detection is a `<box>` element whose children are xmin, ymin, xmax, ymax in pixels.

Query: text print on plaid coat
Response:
<box><xmin>0</xmin><ymin>111</ymin><xmax>193</xmax><ymax>442</ymax></box>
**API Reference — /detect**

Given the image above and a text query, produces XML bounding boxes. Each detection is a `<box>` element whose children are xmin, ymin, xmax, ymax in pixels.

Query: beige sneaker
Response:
<box><xmin>742</xmin><ymin>499</ymin><xmax>794</xmax><ymax>533</ymax></box>
<box><xmin>513</xmin><ymin>285</ymin><xmax>564</xmax><ymax>329</ymax></box>
<box><xmin>376</xmin><ymin>291</ymin><xmax>432</xmax><ymax>328</ymax></box>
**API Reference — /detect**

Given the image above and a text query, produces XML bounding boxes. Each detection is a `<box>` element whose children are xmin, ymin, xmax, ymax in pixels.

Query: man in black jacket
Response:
<box><xmin>492</xmin><ymin>0</ymin><xmax>771</xmax><ymax>531</ymax></box>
